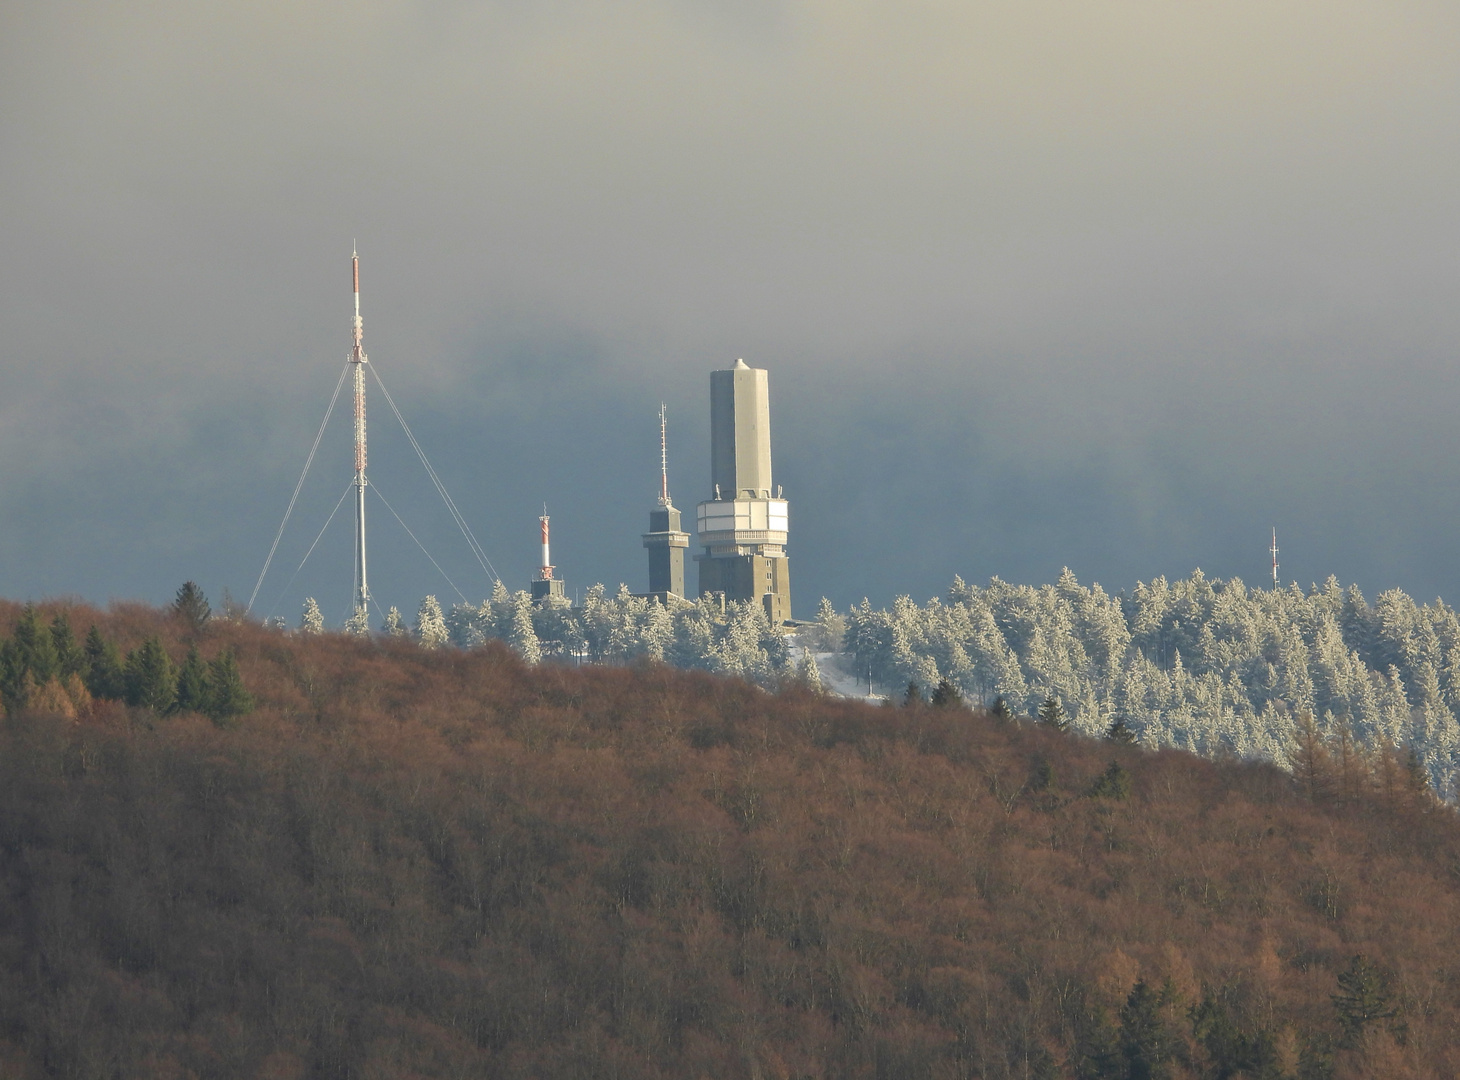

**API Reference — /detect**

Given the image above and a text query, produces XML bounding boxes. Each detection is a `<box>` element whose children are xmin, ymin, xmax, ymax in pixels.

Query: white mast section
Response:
<box><xmin>351</xmin><ymin>249</ymin><xmax>369</xmax><ymax>613</ymax></box>
<box><xmin>1270</xmin><ymin>527</ymin><xmax>1279</xmax><ymax>591</ymax></box>
<box><xmin>658</xmin><ymin>402</ymin><xmax>670</xmax><ymax>507</ymax></box>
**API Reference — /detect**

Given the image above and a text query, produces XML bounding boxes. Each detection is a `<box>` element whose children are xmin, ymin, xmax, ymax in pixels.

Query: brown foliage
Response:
<box><xmin>0</xmin><ymin>600</ymin><xmax>1457</xmax><ymax>1077</ymax></box>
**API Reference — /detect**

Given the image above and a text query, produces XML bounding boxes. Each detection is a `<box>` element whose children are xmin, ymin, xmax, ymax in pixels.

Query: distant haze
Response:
<box><xmin>4</xmin><ymin>2</ymin><xmax>1460</xmax><ymax>620</ymax></box>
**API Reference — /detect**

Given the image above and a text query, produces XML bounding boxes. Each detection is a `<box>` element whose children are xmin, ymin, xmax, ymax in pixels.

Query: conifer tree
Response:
<box><xmin>1090</xmin><ymin>760</ymin><xmax>1132</xmax><ymax>800</ymax></box>
<box><xmin>416</xmin><ymin>596</ymin><xmax>449</xmax><ymax>649</ymax></box>
<box><xmin>300</xmin><ymin>598</ymin><xmax>325</xmax><ymax>635</ymax></box>
<box><xmin>1106</xmin><ymin>716</ymin><xmax>1138</xmax><ymax>745</ymax></box>
<box><xmin>343</xmin><ymin>607</ymin><xmax>370</xmax><ymax>636</ymax></box>
<box><xmin>50</xmin><ymin>613</ymin><xmax>85</xmax><ymax>678</ymax></box>
<box><xmin>793</xmin><ymin>649</ymin><xmax>822</xmax><ymax>692</ymax></box>
<box><xmin>904</xmin><ymin>680</ymin><xmax>923</xmax><ymax>706</ymax></box>
<box><xmin>82</xmin><ymin>625</ymin><xmax>125</xmax><ymax>700</ymax></box>
<box><xmin>508</xmin><ymin>592</ymin><xmax>541</xmax><ymax>664</ymax></box>
<box><xmin>382</xmin><ymin>606</ymin><xmax>407</xmax><ymax>637</ymax></box>
<box><xmin>172</xmin><ymin>581</ymin><xmax>211</xmax><ymax>633</ymax></box>
<box><xmin>173</xmin><ymin>647</ymin><xmax>209</xmax><ymax>713</ymax></box>
<box><xmin>990</xmin><ymin>695</ymin><xmax>1011</xmax><ymax>721</ymax></box>
<box><xmin>124</xmin><ymin>637</ymin><xmax>176</xmax><ymax>712</ymax></box>
<box><xmin>0</xmin><ymin>605</ymin><xmax>61</xmax><ymax>712</ymax></box>
<box><xmin>1038</xmin><ymin>694</ymin><xmax>1068</xmax><ymax>731</ymax></box>
<box><xmin>1332</xmin><ymin>954</ymin><xmax>1399</xmax><ymax>1046</ymax></box>
<box><xmin>1119</xmin><ymin>981</ymin><xmax>1179</xmax><ymax>1079</ymax></box>
<box><xmin>205</xmin><ymin>648</ymin><xmax>253</xmax><ymax>722</ymax></box>
<box><xmin>930</xmin><ymin>678</ymin><xmax>962</xmax><ymax>708</ymax></box>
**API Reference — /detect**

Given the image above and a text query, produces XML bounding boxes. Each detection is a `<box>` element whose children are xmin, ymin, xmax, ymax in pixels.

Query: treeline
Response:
<box><xmin>839</xmin><ymin>571</ymin><xmax>1460</xmax><ymax>800</ymax></box>
<box><xmin>0</xmin><ymin>597</ymin><xmax>1458</xmax><ymax>1077</ymax></box>
<box><xmin>294</xmin><ymin>570</ymin><xmax>1460</xmax><ymax>802</ymax></box>
<box><xmin>298</xmin><ymin>582</ymin><xmax>801</xmax><ymax>686</ymax></box>
<box><xmin>0</xmin><ymin>584</ymin><xmax>252</xmax><ymax>723</ymax></box>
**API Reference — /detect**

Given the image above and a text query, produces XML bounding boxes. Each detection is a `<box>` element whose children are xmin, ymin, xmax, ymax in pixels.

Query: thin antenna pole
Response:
<box><xmin>539</xmin><ymin>508</ymin><xmax>553</xmax><ymax>580</ymax></box>
<box><xmin>1270</xmin><ymin>527</ymin><xmax>1279</xmax><ymax>591</ymax></box>
<box><xmin>658</xmin><ymin>402</ymin><xmax>670</xmax><ymax>507</ymax></box>
<box><xmin>351</xmin><ymin>249</ymin><xmax>369</xmax><ymax>613</ymax></box>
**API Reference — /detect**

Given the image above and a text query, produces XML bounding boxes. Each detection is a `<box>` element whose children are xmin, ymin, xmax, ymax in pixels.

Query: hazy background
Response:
<box><xmin>4</xmin><ymin>1</ymin><xmax>1460</xmax><ymax>622</ymax></box>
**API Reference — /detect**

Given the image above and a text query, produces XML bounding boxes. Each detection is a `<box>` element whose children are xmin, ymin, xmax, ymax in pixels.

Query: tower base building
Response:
<box><xmin>695</xmin><ymin>360</ymin><xmax>792</xmax><ymax>625</ymax></box>
<box><xmin>643</xmin><ymin>502</ymin><xmax>690</xmax><ymax>602</ymax></box>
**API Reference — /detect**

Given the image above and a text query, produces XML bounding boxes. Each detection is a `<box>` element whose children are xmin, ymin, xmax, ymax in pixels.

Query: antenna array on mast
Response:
<box><xmin>1270</xmin><ymin>528</ymin><xmax>1279</xmax><ymax>591</ymax></box>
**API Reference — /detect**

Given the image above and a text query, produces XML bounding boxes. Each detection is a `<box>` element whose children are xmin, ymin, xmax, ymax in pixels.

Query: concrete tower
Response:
<box><xmin>643</xmin><ymin>404</ymin><xmax>689</xmax><ymax>601</ymax></box>
<box><xmin>695</xmin><ymin>359</ymin><xmax>791</xmax><ymax>624</ymax></box>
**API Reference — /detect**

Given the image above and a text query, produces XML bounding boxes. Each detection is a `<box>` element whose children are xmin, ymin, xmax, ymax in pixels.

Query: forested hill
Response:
<box><xmin>0</xmin><ymin>601</ymin><xmax>1458</xmax><ymax>1078</ymax></box>
<box><xmin>834</xmin><ymin>571</ymin><xmax>1460</xmax><ymax>799</ymax></box>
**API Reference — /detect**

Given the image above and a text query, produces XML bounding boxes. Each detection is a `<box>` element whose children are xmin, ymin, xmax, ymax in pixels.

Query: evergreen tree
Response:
<box><xmin>1332</xmin><ymin>954</ymin><xmax>1399</xmax><ymax>1046</ymax></box>
<box><xmin>446</xmin><ymin>603</ymin><xmax>483</xmax><ymax>647</ymax></box>
<box><xmin>1119</xmin><ymin>980</ymin><xmax>1180</xmax><ymax>1080</ymax></box>
<box><xmin>930</xmin><ymin>678</ymin><xmax>962</xmax><ymax>708</ymax></box>
<box><xmin>204</xmin><ymin>648</ymin><xmax>254</xmax><ymax>722</ymax></box>
<box><xmin>1106</xmin><ymin>716</ymin><xmax>1138</xmax><ymax>745</ymax></box>
<box><xmin>0</xmin><ymin>605</ymin><xmax>60</xmax><ymax>712</ymax></box>
<box><xmin>1090</xmin><ymin>760</ymin><xmax>1132</xmax><ymax>800</ymax></box>
<box><xmin>798</xmin><ymin>649</ymin><xmax>823</xmax><ymax>692</ymax></box>
<box><xmin>300</xmin><ymin>597</ymin><xmax>324</xmax><ymax>635</ymax></box>
<box><xmin>1038</xmin><ymin>694</ymin><xmax>1068</xmax><ymax>731</ymax></box>
<box><xmin>82</xmin><ymin>625</ymin><xmax>125</xmax><ymax>700</ymax></box>
<box><xmin>124</xmin><ymin>637</ymin><xmax>176</xmax><ymax>712</ymax></box>
<box><xmin>343</xmin><ymin>607</ymin><xmax>371</xmax><ymax>636</ymax></box>
<box><xmin>382</xmin><ymin>606</ymin><xmax>407</xmax><ymax>637</ymax></box>
<box><xmin>904</xmin><ymin>680</ymin><xmax>923</xmax><ymax>706</ymax></box>
<box><xmin>990</xmin><ymin>695</ymin><xmax>1012</xmax><ymax>721</ymax></box>
<box><xmin>173</xmin><ymin>647</ymin><xmax>209</xmax><ymax>713</ymax></box>
<box><xmin>416</xmin><ymin>595</ymin><xmax>449</xmax><ymax>649</ymax></box>
<box><xmin>507</xmin><ymin>591</ymin><xmax>541</xmax><ymax>664</ymax></box>
<box><xmin>50</xmin><ymin>613</ymin><xmax>85</xmax><ymax>677</ymax></box>
<box><xmin>172</xmin><ymin>581</ymin><xmax>211</xmax><ymax>633</ymax></box>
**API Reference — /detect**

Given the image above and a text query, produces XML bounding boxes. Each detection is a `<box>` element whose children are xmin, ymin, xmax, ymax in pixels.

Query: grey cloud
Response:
<box><xmin>3</xmin><ymin>2</ymin><xmax>1460</xmax><ymax>613</ymax></box>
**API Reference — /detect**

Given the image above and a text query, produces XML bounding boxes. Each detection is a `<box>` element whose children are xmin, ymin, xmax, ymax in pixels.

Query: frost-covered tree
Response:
<box><xmin>382</xmin><ymin>607</ymin><xmax>407</xmax><ymax>637</ymax></box>
<box><xmin>300</xmin><ymin>598</ymin><xmax>324</xmax><ymax>635</ymax></box>
<box><xmin>506</xmin><ymin>591</ymin><xmax>541</xmax><ymax>664</ymax></box>
<box><xmin>343</xmin><ymin>607</ymin><xmax>370</xmax><ymax>636</ymax></box>
<box><xmin>416</xmin><ymin>596</ymin><xmax>449</xmax><ymax>650</ymax></box>
<box><xmin>833</xmin><ymin>570</ymin><xmax>1460</xmax><ymax>799</ymax></box>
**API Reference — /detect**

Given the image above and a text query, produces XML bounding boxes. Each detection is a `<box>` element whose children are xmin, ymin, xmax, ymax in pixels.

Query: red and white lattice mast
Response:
<box><xmin>350</xmin><ymin>249</ymin><xmax>370</xmax><ymax>614</ymax></box>
<box><xmin>538</xmin><ymin>508</ymin><xmax>554</xmax><ymax>582</ymax></box>
<box><xmin>1270</xmin><ymin>527</ymin><xmax>1279</xmax><ymax>591</ymax></box>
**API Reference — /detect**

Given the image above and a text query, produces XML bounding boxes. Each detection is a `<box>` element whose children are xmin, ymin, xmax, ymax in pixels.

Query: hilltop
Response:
<box><xmin>0</xmin><ymin>599</ymin><xmax>1457</xmax><ymax>1078</ymax></box>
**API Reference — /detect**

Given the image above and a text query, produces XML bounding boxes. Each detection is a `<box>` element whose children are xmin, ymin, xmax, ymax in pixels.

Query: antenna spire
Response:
<box><xmin>1270</xmin><ymin>527</ymin><xmax>1279</xmax><ymax>591</ymax></box>
<box><xmin>658</xmin><ymin>403</ymin><xmax>671</xmax><ymax>507</ymax></box>
<box><xmin>350</xmin><ymin>250</ymin><xmax>369</xmax><ymax>614</ymax></box>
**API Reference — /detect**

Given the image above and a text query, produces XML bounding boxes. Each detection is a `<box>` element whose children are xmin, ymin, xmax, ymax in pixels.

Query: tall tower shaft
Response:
<box><xmin>696</xmin><ymin>360</ymin><xmax>791</xmax><ymax>624</ymax></box>
<box><xmin>351</xmin><ymin>250</ymin><xmax>369</xmax><ymax>614</ymax></box>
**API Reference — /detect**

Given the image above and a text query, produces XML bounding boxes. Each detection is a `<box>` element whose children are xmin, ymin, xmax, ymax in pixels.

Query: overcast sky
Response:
<box><xmin>4</xmin><ymin>1</ymin><xmax>1460</xmax><ymax>621</ymax></box>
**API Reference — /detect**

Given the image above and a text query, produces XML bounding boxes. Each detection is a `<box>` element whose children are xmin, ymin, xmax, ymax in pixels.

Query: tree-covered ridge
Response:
<box><xmin>841</xmin><ymin>570</ymin><xmax>1460</xmax><ymax>796</ymax></box>
<box><xmin>0</xmin><ymin>599</ymin><xmax>1458</xmax><ymax>1077</ymax></box>
<box><xmin>0</xmin><ymin>586</ymin><xmax>253</xmax><ymax>724</ymax></box>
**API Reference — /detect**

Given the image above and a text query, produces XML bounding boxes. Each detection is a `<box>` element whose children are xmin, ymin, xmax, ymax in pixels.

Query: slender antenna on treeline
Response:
<box><xmin>350</xmin><ymin>249</ymin><xmax>369</xmax><ymax>614</ymax></box>
<box><xmin>1271</xmin><ymin>527</ymin><xmax>1279</xmax><ymax>591</ymax></box>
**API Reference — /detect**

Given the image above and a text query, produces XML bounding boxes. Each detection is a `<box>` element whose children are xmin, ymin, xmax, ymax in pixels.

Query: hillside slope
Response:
<box><xmin>0</xmin><ymin>601</ymin><xmax>1457</xmax><ymax>1079</ymax></box>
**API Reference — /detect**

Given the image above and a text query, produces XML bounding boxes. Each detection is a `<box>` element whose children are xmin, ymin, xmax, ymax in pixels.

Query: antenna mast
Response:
<box><xmin>351</xmin><ymin>249</ymin><xmax>369</xmax><ymax>614</ymax></box>
<box><xmin>1270</xmin><ymin>527</ymin><xmax>1279</xmax><ymax>591</ymax></box>
<box><xmin>538</xmin><ymin>507</ymin><xmax>554</xmax><ymax>581</ymax></box>
<box><xmin>658</xmin><ymin>402</ymin><xmax>671</xmax><ymax>507</ymax></box>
